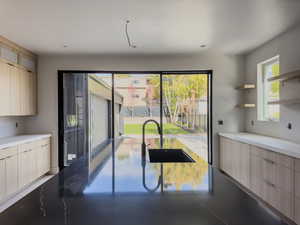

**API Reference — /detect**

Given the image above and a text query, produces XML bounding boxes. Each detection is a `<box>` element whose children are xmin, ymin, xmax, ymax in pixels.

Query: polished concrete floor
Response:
<box><xmin>0</xmin><ymin>137</ymin><xmax>289</xmax><ymax>225</ymax></box>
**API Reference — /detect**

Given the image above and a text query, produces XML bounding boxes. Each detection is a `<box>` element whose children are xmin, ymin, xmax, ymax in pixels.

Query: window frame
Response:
<box><xmin>257</xmin><ymin>55</ymin><xmax>280</xmax><ymax>122</ymax></box>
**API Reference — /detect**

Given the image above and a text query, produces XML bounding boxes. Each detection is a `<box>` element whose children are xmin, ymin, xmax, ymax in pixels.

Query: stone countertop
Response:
<box><xmin>219</xmin><ymin>132</ymin><xmax>300</xmax><ymax>159</ymax></box>
<box><xmin>0</xmin><ymin>134</ymin><xmax>51</xmax><ymax>150</ymax></box>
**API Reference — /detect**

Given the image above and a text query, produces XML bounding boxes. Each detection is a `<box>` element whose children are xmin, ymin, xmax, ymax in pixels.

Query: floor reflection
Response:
<box><xmin>84</xmin><ymin>137</ymin><xmax>209</xmax><ymax>194</ymax></box>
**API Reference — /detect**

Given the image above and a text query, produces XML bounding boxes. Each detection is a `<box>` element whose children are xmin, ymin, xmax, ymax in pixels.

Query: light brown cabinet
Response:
<box><xmin>0</xmin><ymin>59</ymin><xmax>36</xmax><ymax>117</ymax></box>
<box><xmin>219</xmin><ymin>137</ymin><xmax>250</xmax><ymax>188</ymax></box>
<box><xmin>37</xmin><ymin>138</ymin><xmax>51</xmax><ymax>177</ymax></box>
<box><xmin>0</xmin><ymin>137</ymin><xmax>51</xmax><ymax>204</ymax></box>
<box><xmin>0</xmin><ymin>147</ymin><xmax>19</xmax><ymax>202</ymax></box>
<box><xmin>0</xmin><ymin>61</ymin><xmax>10</xmax><ymax>116</ymax></box>
<box><xmin>220</xmin><ymin>136</ymin><xmax>297</xmax><ymax>222</ymax></box>
<box><xmin>295</xmin><ymin>160</ymin><xmax>300</xmax><ymax>224</ymax></box>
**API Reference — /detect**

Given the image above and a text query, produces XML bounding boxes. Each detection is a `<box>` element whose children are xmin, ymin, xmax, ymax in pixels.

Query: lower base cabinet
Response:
<box><xmin>220</xmin><ymin>136</ymin><xmax>297</xmax><ymax>224</ymax></box>
<box><xmin>0</xmin><ymin>137</ymin><xmax>51</xmax><ymax>204</ymax></box>
<box><xmin>0</xmin><ymin>147</ymin><xmax>19</xmax><ymax>202</ymax></box>
<box><xmin>295</xmin><ymin>197</ymin><xmax>300</xmax><ymax>224</ymax></box>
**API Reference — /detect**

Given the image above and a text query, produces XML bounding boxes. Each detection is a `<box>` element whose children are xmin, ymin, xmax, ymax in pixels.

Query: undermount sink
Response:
<box><xmin>148</xmin><ymin>149</ymin><xmax>195</xmax><ymax>163</ymax></box>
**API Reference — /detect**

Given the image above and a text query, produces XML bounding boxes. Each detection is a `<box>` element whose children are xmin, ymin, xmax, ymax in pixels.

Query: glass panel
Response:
<box><xmin>113</xmin><ymin>74</ymin><xmax>162</xmax><ymax>193</ymax></box>
<box><xmin>84</xmin><ymin>73</ymin><xmax>113</xmax><ymax>193</ymax></box>
<box><xmin>161</xmin><ymin>74</ymin><xmax>209</xmax><ymax>191</ymax></box>
<box><xmin>62</xmin><ymin>73</ymin><xmax>88</xmax><ymax>167</ymax></box>
<box><xmin>263</xmin><ymin>59</ymin><xmax>280</xmax><ymax>121</ymax></box>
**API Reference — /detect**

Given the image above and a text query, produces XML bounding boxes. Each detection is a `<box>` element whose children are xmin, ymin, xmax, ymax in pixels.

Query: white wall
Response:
<box><xmin>24</xmin><ymin>52</ymin><xmax>245</xmax><ymax>173</ymax></box>
<box><xmin>245</xmin><ymin>24</ymin><xmax>300</xmax><ymax>143</ymax></box>
<box><xmin>0</xmin><ymin>117</ymin><xmax>25</xmax><ymax>138</ymax></box>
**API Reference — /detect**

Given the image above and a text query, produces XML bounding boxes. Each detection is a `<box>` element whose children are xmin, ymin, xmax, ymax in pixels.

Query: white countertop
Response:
<box><xmin>219</xmin><ymin>132</ymin><xmax>300</xmax><ymax>159</ymax></box>
<box><xmin>0</xmin><ymin>134</ymin><xmax>51</xmax><ymax>150</ymax></box>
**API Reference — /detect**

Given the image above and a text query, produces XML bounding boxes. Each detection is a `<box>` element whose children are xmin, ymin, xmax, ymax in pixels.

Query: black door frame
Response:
<box><xmin>58</xmin><ymin>70</ymin><xmax>213</xmax><ymax>171</ymax></box>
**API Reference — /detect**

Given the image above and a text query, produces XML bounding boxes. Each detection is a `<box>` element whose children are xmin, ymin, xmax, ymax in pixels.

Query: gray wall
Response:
<box><xmin>0</xmin><ymin>117</ymin><xmax>25</xmax><ymax>138</ymax></box>
<box><xmin>245</xmin><ymin>24</ymin><xmax>300</xmax><ymax>143</ymax></box>
<box><xmin>24</xmin><ymin>52</ymin><xmax>245</xmax><ymax>173</ymax></box>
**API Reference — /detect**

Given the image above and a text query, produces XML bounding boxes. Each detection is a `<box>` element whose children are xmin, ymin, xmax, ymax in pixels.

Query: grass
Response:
<box><xmin>124</xmin><ymin>123</ymin><xmax>189</xmax><ymax>135</ymax></box>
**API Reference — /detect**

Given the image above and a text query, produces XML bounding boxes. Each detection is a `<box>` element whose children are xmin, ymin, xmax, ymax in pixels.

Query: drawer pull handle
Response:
<box><xmin>6</xmin><ymin>62</ymin><xmax>15</xmax><ymax>67</ymax></box>
<box><xmin>263</xmin><ymin>158</ymin><xmax>275</xmax><ymax>164</ymax></box>
<box><xmin>0</xmin><ymin>156</ymin><xmax>13</xmax><ymax>160</ymax></box>
<box><xmin>264</xmin><ymin>180</ymin><xmax>276</xmax><ymax>188</ymax></box>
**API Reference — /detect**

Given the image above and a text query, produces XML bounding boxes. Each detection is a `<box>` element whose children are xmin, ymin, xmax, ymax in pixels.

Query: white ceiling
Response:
<box><xmin>1</xmin><ymin>0</ymin><xmax>300</xmax><ymax>55</ymax></box>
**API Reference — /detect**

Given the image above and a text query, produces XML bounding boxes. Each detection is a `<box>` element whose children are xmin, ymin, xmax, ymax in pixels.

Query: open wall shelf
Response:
<box><xmin>236</xmin><ymin>104</ymin><xmax>256</xmax><ymax>108</ymax></box>
<box><xmin>268</xmin><ymin>99</ymin><xmax>300</xmax><ymax>105</ymax></box>
<box><xmin>235</xmin><ymin>84</ymin><xmax>256</xmax><ymax>90</ymax></box>
<box><xmin>267</xmin><ymin>70</ymin><xmax>300</xmax><ymax>82</ymax></box>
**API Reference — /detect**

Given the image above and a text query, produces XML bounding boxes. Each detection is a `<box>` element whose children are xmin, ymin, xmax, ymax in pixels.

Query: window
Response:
<box><xmin>257</xmin><ymin>56</ymin><xmax>280</xmax><ymax>121</ymax></box>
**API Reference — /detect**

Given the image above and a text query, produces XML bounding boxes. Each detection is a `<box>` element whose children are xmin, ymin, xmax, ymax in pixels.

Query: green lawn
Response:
<box><xmin>124</xmin><ymin>123</ymin><xmax>189</xmax><ymax>135</ymax></box>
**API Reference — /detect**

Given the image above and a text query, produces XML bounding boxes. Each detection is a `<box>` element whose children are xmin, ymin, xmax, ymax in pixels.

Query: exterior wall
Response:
<box><xmin>245</xmin><ymin>24</ymin><xmax>300</xmax><ymax>144</ymax></box>
<box><xmin>24</xmin><ymin>52</ymin><xmax>245</xmax><ymax>173</ymax></box>
<box><xmin>89</xmin><ymin>94</ymin><xmax>108</xmax><ymax>150</ymax></box>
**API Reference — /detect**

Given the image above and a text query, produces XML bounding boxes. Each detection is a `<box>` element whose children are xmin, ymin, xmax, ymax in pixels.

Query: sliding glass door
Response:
<box><xmin>161</xmin><ymin>73</ymin><xmax>210</xmax><ymax>191</ymax></box>
<box><xmin>59</xmin><ymin>70</ymin><xmax>212</xmax><ymax>194</ymax></box>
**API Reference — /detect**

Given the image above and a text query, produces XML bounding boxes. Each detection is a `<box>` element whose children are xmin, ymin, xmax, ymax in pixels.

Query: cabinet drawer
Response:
<box><xmin>0</xmin><ymin>146</ymin><xmax>18</xmax><ymax>159</ymax></box>
<box><xmin>262</xmin><ymin>159</ymin><xmax>293</xmax><ymax>193</ymax></box>
<box><xmin>19</xmin><ymin>141</ymin><xmax>39</xmax><ymax>152</ymax></box>
<box><xmin>251</xmin><ymin>146</ymin><xmax>294</xmax><ymax>169</ymax></box>
<box><xmin>262</xmin><ymin>182</ymin><xmax>293</xmax><ymax>219</ymax></box>
<box><xmin>37</xmin><ymin>138</ymin><xmax>51</xmax><ymax>147</ymax></box>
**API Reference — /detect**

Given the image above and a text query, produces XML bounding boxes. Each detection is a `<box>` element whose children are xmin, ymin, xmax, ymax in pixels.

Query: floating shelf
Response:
<box><xmin>236</xmin><ymin>104</ymin><xmax>256</xmax><ymax>108</ymax></box>
<box><xmin>235</xmin><ymin>84</ymin><xmax>256</xmax><ymax>90</ymax></box>
<box><xmin>267</xmin><ymin>70</ymin><xmax>300</xmax><ymax>82</ymax></box>
<box><xmin>268</xmin><ymin>99</ymin><xmax>300</xmax><ymax>105</ymax></box>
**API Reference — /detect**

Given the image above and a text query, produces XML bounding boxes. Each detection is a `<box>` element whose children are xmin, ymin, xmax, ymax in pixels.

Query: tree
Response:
<box><xmin>147</xmin><ymin>74</ymin><xmax>208</xmax><ymax>129</ymax></box>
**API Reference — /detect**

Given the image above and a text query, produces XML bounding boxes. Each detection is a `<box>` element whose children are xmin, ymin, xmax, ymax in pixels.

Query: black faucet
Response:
<box><xmin>141</xmin><ymin>119</ymin><xmax>162</xmax><ymax>192</ymax></box>
<box><xmin>141</xmin><ymin>119</ymin><xmax>161</xmax><ymax>167</ymax></box>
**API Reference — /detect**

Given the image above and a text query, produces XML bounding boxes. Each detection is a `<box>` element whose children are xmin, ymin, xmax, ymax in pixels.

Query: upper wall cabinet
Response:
<box><xmin>0</xmin><ymin>45</ymin><xmax>18</xmax><ymax>64</ymax></box>
<box><xmin>0</xmin><ymin>36</ymin><xmax>37</xmax><ymax>117</ymax></box>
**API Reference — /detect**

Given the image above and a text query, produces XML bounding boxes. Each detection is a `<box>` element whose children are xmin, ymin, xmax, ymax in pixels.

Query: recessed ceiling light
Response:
<box><xmin>200</xmin><ymin>44</ymin><xmax>206</xmax><ymax>48</ymax></box>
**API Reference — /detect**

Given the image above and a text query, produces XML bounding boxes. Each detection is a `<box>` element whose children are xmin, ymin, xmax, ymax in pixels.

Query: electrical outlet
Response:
<box><xmin>251</xmin><ymin>120</ymin><xmax>254</xmax><ymax>126</ymax></box>
<box><xmin>287</xmin><ymin>123</ymin><xmax>292</xmax><ymax>130</ymax></box>
<box><xmin>218</xmin><ymin>120</ymin><xmax>223</xmax><ymax>125</ymax></box>
<box><xmin>15</xmin><ymin>122</ymin><xmax>18</xmax><ymax>128</ymax></box>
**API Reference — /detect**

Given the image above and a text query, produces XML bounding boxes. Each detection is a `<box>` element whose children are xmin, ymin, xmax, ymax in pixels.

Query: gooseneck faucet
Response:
<box><xmin>141</xmin><ymin>119</ymin><xmax>162</xmax><ymax>192</ymax></box>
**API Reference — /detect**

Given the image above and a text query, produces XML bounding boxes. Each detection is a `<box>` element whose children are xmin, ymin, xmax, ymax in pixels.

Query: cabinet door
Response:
<box><xmin>41</xmin><ymin>143</ymin><xmax>50</xmax><ymax>175</ymax></box>
<box><xmin>9</xmin><ymin>65</ymin><xmax>21</xmax><ymax>115</ymax></box>
<box><xmin>19</xmin><ymin>150</ymin><xmax>31</xmax><ymax>188</ymax></box>
<box><xmin>29</xmin><ymin>72</ymin><xmax>36</xmax><ymax>115</ymax></box>
<box><xmin>295</xmin><ymin>197</ymin><xmax>300</xmax><ymax>225</ymax></box>
<box><xmin>20</xmin><ymin>69</ymin><xmax>36</xmax><ymax>115</ymax></box>
<box><xmin>5</xmin><ymin>154</ymin><xmax>19</xmax><ymax>196</ymax></box>
<box><xmin>240</xmin><ymin>143</ymin><xmax>250</xmax><ymax>188</ymax></box>
<box><xmin>220</xmin><ymin>137</ymin><xmax>232</xmax><ymax>175</ymax></box>
<box><xmin>20</xmin><ymin>69</ymin><xmax>30</xmax><ymax>115</ymax></box>
<box><xmin>250</xmin><ymin>154</ymin><xmax>263</xmax><ymax>197</ymax></box>
<box><xmin>0</xmin><ymin>61</ymin><xmax>10</xmax><ymax>116</ymax></box>
<box><xmin>220</xmin><ymin>137</ymin><xmax>227</xmax><ymax>171</ymax></box>
<box><xmin>0</xmin><ymin>157</ymin><xmax>6</xmax><ymax>202</ymax></box>
<box><xmin>231</xmin><ymin>140</ymin><xmax>240</xmax><ymax>180</ymax></box>
<box><xmin>28</xmin><ymin>148</ymin><xmax>38</xmax><ymax>182</ymax></box>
